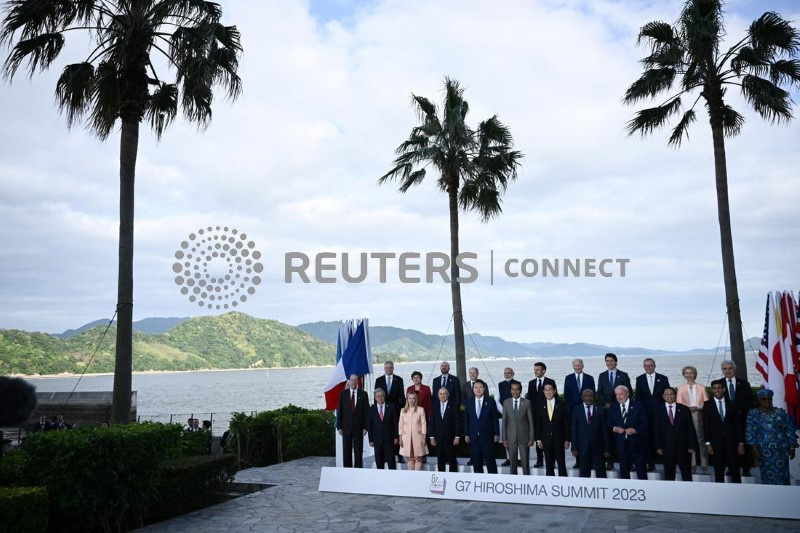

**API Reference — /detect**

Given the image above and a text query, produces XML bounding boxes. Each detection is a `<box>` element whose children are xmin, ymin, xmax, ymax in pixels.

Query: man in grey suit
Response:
<box><xmin>502</xmin><ymin>382</ymin><xmax>534</xmax><ymax>475</ymax></box>
<box><xmin>462</xmin><ymin>367</ymin><xmax>479</xmax><ymax>402</ymax></box>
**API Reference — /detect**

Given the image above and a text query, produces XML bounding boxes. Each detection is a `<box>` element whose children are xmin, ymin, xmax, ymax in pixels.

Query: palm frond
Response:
<box><xmin>637</xmin><ymin>21</ymin><xmax>677</xmax><ymax>50</ymax></box>
<box><xmin>721</xmin><ymin>104</ymin><xmax>744</xmax><ymax>137</ymax></box>
<box><xmin>768</xmin><ymin>58</ymin><xmax>800</xmax><ymax>87</ymax></box>
<box><xmin>741</xmin><ymin>74</ymin><xmax>793</xmax><ymax>123</ymax></box>
<box><xmin>749</xmin><ymin>12</ymin><xmax>800</xmax><ymax>55</ymax></box>
<box><xmin>625</xmin><ymin>96</ymin><xmax>682</xmax><ymax>136</ymax></box>
<box><xmin>642</xmin><ymin>43</ymin><xmax>683</xmax><ymax>68</ymax></box>
<box><xmin>459</xmin><ymin>173</ymin><xmax>502</xmax><ymax>222</ymax></box>
<box><xmin>622</xmin><ymin>68</ymin><xmax>677</xmax><ymax>104</ymax></box>
<box><xmin>55</xmin><ymin>61</ymin><xmax>94</xmax><ymax>127</ymax></box>
<box><xmin>89</xmin><ymin>59</ymin><xmax>119</xmax><ymax>139</ymax></box>
<box><xmin>679</xmin><ymin>0</ymin><xmax>723</xmax><ymax>59</ymax></box>
<box><xmin>146</xmin><ymin>82</ymin><xmax>178</xmax><ymax>139</ymax></box>
<box><xmin>667</xmin><ymin>109</ymin><xmax>696</xmax><ymax>146</ymax></box>
<box><xmin>3</xmin><ymin>32</ymin><xmax>64</xmax><ymax>78</ymax></box>
<box><xmin>730</xmin><ymin>46</ymin><xmax>769</xmax><ymax>77</ymax></box>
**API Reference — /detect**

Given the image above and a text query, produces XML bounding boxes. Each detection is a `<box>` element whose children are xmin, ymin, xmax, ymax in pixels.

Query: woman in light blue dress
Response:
<box><xmin>745</xmin><ymin>389</ymin><xmax>798</xmax><ymax>485</ymax></box>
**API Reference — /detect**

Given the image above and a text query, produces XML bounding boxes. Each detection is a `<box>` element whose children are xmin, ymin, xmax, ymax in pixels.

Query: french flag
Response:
<box><xmin>324</xmin><ymin>319</ymin><xmax>372</xmax><ymax>410</ymax></box>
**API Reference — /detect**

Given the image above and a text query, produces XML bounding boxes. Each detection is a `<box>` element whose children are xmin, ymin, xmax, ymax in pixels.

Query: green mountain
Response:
<box><xmin>0</xmin><ymin>312</ymin><xmax>334</xmax><ymax>375</ymax></box>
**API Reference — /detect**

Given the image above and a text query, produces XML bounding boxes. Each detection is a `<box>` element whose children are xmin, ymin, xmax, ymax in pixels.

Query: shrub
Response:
<box><xmin>0</xmin><ymin>486</ymin><xmax>48</xmax><ymax>533</ymax></box>
<box><xmin>230</xmin><ymin>405</ymin><xmax>335</xmax><ymax>467</ymax></box>
<box><xmin>0</xmin><ymin>449</ymin><xmax>25</xmax><ymax>486</ymax></box>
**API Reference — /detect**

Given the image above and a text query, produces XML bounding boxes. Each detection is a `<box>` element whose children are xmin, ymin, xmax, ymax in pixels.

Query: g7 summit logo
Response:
<box><xmin>429</xmin><ymin>473</ymin><xmax>446</xmax><ymax>495</ymax></box>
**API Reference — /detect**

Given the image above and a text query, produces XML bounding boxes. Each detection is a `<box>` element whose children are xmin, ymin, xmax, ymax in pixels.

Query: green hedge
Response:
<box><xmin>147</xmin><ymin>454</ymin><xmax>237</xmax><ymax>523</ymax></box>
<box><xmin>0</xmin><ymin>449</ymin><xmax>24</xmax><ymax>485</ymax></box>
<box><xmin>230</xmin><ymin>405</ymin><xmax>335</xmax><ymax>467</ymax></box>
<box><xmin>0</xmin><ymin>486</ymin><xmax>49</xmax><ymax>533</ymax></box>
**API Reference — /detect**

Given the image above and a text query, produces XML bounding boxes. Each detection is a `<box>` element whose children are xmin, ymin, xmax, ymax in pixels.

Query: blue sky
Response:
<box><xmin>0</xmin><ymin>0</ymin><xmax>798</xmax><ymax>351</ymax></box>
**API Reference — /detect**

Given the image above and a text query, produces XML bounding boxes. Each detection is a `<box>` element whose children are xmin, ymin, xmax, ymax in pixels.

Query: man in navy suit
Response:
<box><xmin>368</xmin><ymin>388</ymin><xmax>398</xmax><ymax>469</ymax></box>
<box><xmin>464</xmin><ymin>380</ymin><xmax>499</xmax><ymax>473</ymax></box>
<box><xmin>653</xmin><ymin>387</ymin><xmax>697</xmax><ymax>481</ymax></box>
<box><xmin>563</xmin><ymin>358</ymin><xmax>595</xmax><ymax>469</ymax></box>
<box><xmin>596</xmin><ymin>353</ymin><xmax>632</xmax><ymax>470</ymax></box>
<box><xmin>703</xmin><ymin>381</ymin><xmax>745</xmax><ymax>483</ymax></box>
<box><xmin>336</xmin><ymin>374</ymin><xmax>370</xmax><ymax>468</ymax></box>
<box><xmin>526</xmin><ymin>361</ymin><xmax>556</xmax><ymax>468</ymax></box>
<box><xmin>570</xmin><ymin>389</ymin><xmax>609</xmax><ymax>478</ymax></box>
<box><xmin>429</xmin><ymin>387</ymin><xmax>462</xmax><ymax>472</ymax></box>
<box><xmin>374</xmin><ymin>360</ymin><xmax>405</xmax><ymax>463</ymax></box>
<box><xmin>607</xmin><ymin>385</ymin><xmax>648</xmax><ymax>479</ymax></box>
<box><xmin>535</xmin><ymin>383</ymin><xmax>570</xmax><ymax>477</ymax></box>
<box><xmin>432</xmin><ymin>361</ymin><xmax>462</xmax><ymax>409</ymax></box>
<box><xmin>635</xmin><ymin>358</ymin><xmax>671</xmax><ymax>471</ymax></box>
<box><xmin>711</xmin><ymin>360</ymin><xmax>753</xmax><ymax>476</ymax></box>
<box><xmin>497</xmin><ymin>367</ymin><xmax>521</xmax><ymax>466</ymax></box>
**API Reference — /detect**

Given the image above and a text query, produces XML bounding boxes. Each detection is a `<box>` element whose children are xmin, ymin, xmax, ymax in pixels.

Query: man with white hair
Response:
<box><xmin>606</xmin><ymin>385</ymin><xmax>648</xmax><ymax>479</ymax></box>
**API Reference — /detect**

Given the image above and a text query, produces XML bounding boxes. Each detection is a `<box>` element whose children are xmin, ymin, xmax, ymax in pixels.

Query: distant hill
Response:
<box><xmin>54</xmin><ymin>316</ymin><xmax>190</xmax><ymax>338</ymax></box>
<box><xmin>1</xmin><ymin>313</ymin><xmax>333</xmax><ymax>375</ymax></box>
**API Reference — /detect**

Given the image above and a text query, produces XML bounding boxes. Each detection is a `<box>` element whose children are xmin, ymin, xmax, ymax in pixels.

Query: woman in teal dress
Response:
<box><xmin>745</xmin><ymin>389</ymin><xmax>798</xmax><ymax>485</ymax></box>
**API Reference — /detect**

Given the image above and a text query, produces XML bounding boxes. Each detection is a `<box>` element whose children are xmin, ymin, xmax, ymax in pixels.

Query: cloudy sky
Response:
<box><xmin>1</xmin><ymin>0</ymin><xmax>798</xmax><ymax>351</ymax></box>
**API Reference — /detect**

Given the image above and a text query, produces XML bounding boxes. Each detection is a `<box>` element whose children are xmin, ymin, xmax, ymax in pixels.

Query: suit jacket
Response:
<box><xmin>462</xmin><ymin>379</ymin><xmax>477</xmax><ymax>402</ymax></box>
<box><xmin>526</xmin><ymin>376</ymin><xmax>557</xmax><ymax>408</ymax></box>
<box><xmin>398</xmin><ymin>406</ymin><xmax>429</xmax><ymax>456</ymax></box>
<box><xmin>429</xmin><ymin>399</ymin><xmax>462</xmax><ymax>442</ymax></box>
<box><xmin>710</xmin><ymin>377</ymin><xmax>753</xmax><ymax>417</ymax></box>
<box><xmin>702</xmin><ymin>397</ymin><xmax>744</xmax><ymax>451</ymax></box>
<box><xmin>597</xmin><ymin>369</ymin><xmax>632</xmax><ymax>406</ymax></box>
<box><xmin>635</xmin><ymin>373</ymin><xmax>671</xmax><ymax>412</ymax></box>
<box><xmin>652</xmin><ymin>403</ymin><xmax>698</xmax><ymax>454</ymax></box>
<box><xmin>432</xmin><ymin>374</ymin><xmax>462</xmax><ymax>408</ymax></box>
<box><xmin>502</xmin><ymin>397</ymin><xmax>534</xmax><ymax>444</ymax></box>
<box><xmin>571</xmin><ymin>403</ymin><xmax>610</xmax><ymax>455</ymax></box>
<box><xmin>563</xmin><ymin>373</ymin><xmax>596</xmax><ymax>410</ymax></box>
<box><xmin>374</xmin><ymin>374</ymin><xmax>405</xmax><ymax>410</ymax></box>
<box><xmin>535</xmin><ymin>398</ymin><xmax>569</xmax><ymax>444</ymax></box>
<box><xmin>336</xmin><ymin>388</ymin><xmax>369</xmax><ymax>434</ymax></box>
<box><xmin>464</xmin><ymin>396</ymin><xmax>499</xmax><ymax>441</ymax></box>
<box><xmin>606</xmin><ymin>399</ymin><xmax>647</xmax><ymax>452</ymax></box>
<box><xmin>368</xmin><ymin>402</ymin><xmax>398</xmax><ymax>446</ymax></box>
<box><xmin>497</xmin><ymin>379</ymin><xmax>522</xmax><ymax>415</ymax></box>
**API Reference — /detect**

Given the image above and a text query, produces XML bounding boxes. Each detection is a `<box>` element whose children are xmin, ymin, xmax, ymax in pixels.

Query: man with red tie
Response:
<box><xmin>337</xmin><ymin>374</ymin><xmax>370</xmax><ymax>468</ymax></box>
<box><xmin>368</xmin><ymin>388</ymin><xmax>398</xmax><ymax>469</ymax></box>
<box><xmin>653</xmin><ymin>387</ymin><xmax>698</xmax><ymax>481</ymax></box>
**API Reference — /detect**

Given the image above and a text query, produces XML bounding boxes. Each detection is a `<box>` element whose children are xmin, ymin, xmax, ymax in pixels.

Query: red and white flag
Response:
<box><xmin>779</xmin><ymin>291</ymin><xmax>799</xmax><ymax>419</ymax></box>
<box><xmin>757</xmin><ymin>291</ymin><xmax>800</xmax><ymax>414</ymax></box>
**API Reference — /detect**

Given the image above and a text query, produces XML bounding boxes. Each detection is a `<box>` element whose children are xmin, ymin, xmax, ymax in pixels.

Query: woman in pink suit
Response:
<box><xmin>677</xmin><ymin>365</ymin><xmax>708</xmax><ymax>474</ymax></box>
<box><xmin>398</xmin><ymin>391</ymin><xmax>429</xmax><ymax>470</ymax></box>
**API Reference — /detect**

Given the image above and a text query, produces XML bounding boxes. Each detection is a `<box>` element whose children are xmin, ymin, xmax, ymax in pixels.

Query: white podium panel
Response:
<box><xmin>319</xmin><ymin>467</ymin><xmax>799</xmax><ymax>519</ymax></box>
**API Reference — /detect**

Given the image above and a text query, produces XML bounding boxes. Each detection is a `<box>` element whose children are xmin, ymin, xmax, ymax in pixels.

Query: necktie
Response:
<box><xmin>441</xmin><ymin>403</ymin><xmax>445</xmax><ymax>418</ymax></box>
<box><xmin>387</xmin><ymin>376</ymin><xmax>392</xmax><ymax>392</ymax></box>
<box><xmin>621</xmin><ymin>404</ymin><xmax>627</xmax><ymax>424</ymax></box>
<box><xmin>351</xmin><ymin>391</ymin><xmax>356</xmax><ymax>411</ymax></box>
<box><xmin>649</xmin><ymin>374</ymin><xmax>654</xmax><ymax>394</ymax></box>
<box><xmin>728</xmin><ymin>379</ymin><xmax>735</xmax><ymax>401</ymax></box>
<box><xmin>477</xmin><ymin>399</ymin><xmax>482</xmax><ymax>418</ymax></box>
<box><xmin>577</xmin><ymin>374</ymin><xmax>582</xmax><ymax>389</ymax></box>
<box><xmin>547</xmin><ymin>400</ymin><xmax>553</xmax><ymax>421</ymax></box>
<box><xmin>442</xmin><ymin>376</ymin><xmax>447</xmax><ymax>388</ymax></box>
<box><xmin>668</xmin><ymin>404</ymin><xmax>674</xmax><ymax>425</ymax></box>
<box><xmin>537</xmin><ymin>378</ymin><xmax>542</xmax><ymax>392</ymax></box>
<box><xmin>514</xmin><ymin>399</ymin><xmax>519</xmax><ymax>415</ymax></box>
<box><xmin>379</xmin><ymin>404</ymin><xmax>384</xmax><ymax>421</ymax></box>
<box><xmin>587</xmin><ymin>405</ymin><xmax>592</xmax><ymax>423</ymax></box>
<box><xmin>610</xmin><ymin>371</ymin><xmax>615</xmax><ymax>385</ymax></box>
<box><xmin>718</xmin><ymin>400</ymin><xmax>725</xmax><ymax>419</ymax></box>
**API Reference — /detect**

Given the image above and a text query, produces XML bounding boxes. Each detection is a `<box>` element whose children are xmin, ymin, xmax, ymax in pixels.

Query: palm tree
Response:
<box><xmin>1</xmin><ymin>0</ymin><xmax>242</xmax><ymax>422</ymax></box>
<box><xmin>623</xmin><ymin>0</ymin><xmax>799</xmax><ymax>379</ymax></box>
<box><xmin>380</xmin><ymin>77</ymin><xmax>522</xmax><ymax>384</ymax></box>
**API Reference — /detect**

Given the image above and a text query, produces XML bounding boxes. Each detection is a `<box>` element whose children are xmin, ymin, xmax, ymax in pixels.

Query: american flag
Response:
<box><xmin>756</xmin><ymin>295</ymin><xmax>769</xmax><ymax>383</ymax></box>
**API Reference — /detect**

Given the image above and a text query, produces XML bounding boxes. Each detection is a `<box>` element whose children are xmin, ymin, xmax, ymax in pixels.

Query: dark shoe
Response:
<box><xmin>421</xmin><ymin>456</ymin><xmax>427</xmax><ymax>464</ymax></box>
<box><xmin>573</xmin><ymin>463</ymin><xmax>580</xmax><ymax>468</ymax></box>
<box><xmin>605</xmin><ymin>462</ymin><xmax>613</xmax><ymax>471</ymax></box>
<box><xmin>466</xmin><ymin>459</ymin><xmax>473</xmax><ymax>465</ymax></box>
<box><xmin>647</xmin><ymin>466</ymin><xmax>656</xmax><ymax>472</ymax></box>
<box><xmin>742</xmin><ymin>469</ymin><xmax>751</xmax><ymax>477</ymax></box>
<box><xmin>397</xmin><ymin>456</ymin><xmax>405</xmax><ymax>464</ymax></box>
<box><xmin>533</xmin><ymin>462</ymin><xmax>543</xmax><ymax>468</ymax></box>
<box><xmin>501</xmin><ymin>460</ymin><xmax>510</xmax><ymax>467</ymax></box>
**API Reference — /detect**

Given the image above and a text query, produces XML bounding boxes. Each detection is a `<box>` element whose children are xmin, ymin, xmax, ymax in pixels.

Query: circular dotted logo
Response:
<box><xmin>173</xmin><ymin>226</ymin><xmax>263</xmax><ymax>309</ymax></box>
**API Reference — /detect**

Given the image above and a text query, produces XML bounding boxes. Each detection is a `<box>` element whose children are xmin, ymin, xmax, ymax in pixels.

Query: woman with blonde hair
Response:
<box><xmin>677</xmin><ymin>365</ymin><xmax>708</xmax><ymax>474</ymax></box>
<box><xmin>398</xmin><ymin>390</ymin><xmax>429</xmax><ymax>470</ymax></box>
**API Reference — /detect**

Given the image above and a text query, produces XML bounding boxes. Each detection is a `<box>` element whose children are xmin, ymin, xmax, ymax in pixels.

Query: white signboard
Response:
<box><xmin>319</xmin><ymin>467</ymin><xmax>799</xmax><ymax>519</ymax></box>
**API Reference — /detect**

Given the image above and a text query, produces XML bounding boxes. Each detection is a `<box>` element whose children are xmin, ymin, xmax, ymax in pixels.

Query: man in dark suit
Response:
<box><xmin>336</xmin><ymin>374</ymin><xmax>370</xmax><ymax>468</ymax></box>
<box><xmin>535</xmin><ymin>383</ymin><xmax>570</xmax><ymax>477</ymax></box>
<box><xmin>497</xmin><ymin>367</ymin><xmax>522</xmax><ymax>466</ymax></box>
<box><xmin>635</xmin><ymin>358</ymin><xmax>671</xmax><ymax>471</ymax></box>
<box><xmin>711</xmin><ymin>360</ymin><xmax>753</xmax><ymax>476</ymax></box>
<box><xmin>607</xmin><ymin>385</ymin><xmax>648</xmax><ymax>480</ymax></box>
<box><xmin>432</xmin><ymin>361</ymin><xmax>462</xmax><ymax>409</ymax></box>
<box><xmin>462</xmin><ymin>367</ymin><xmax>479</xmax><ymax>403</ymax></box>
<box><xmin>368</xmin><ymin>388</ymin><xmax>398</xmax><ymax>469</ymax></box>
<box><xmin>653</xmin><ymin>387</ymin><xmax>697</xmax><ymax>481</ymax></box>
<box><xmin>596</xmin><ymin>353</ymin><xmax>631</xmax><ymax>470</ymax></box>
<box><xmin>563</xmin><ymin>358</ymin><xmax>595</xmax><ymax>469</ymax></box>
<box><xmin>570</xmin><ymin>389</ymin><xmax>609</xmax><ymax>478</ymax></box>
<box><xmin>374</xmin><ymin>360</ymin><xmax>405</xmax><ymax>463</ymax></box>
<box><xmin>703</xmin><ymin>381</ymin><xmax>745</xmax><ymax>483</ymax></box>
<box><xmin>502</xmin><ymin>382</ymin><xmax>534</xmax><ymax>475</ymax></box>
<box><xmin>429</xmin><ymin>386</ymin><xmax>462</xmax><ymax>472</ymax></box>
<box><xmin>464</xmin><ymin>380</ymin><xmax>499</xmax><ymax>473</ymax></box>
<box><xmin>526</xmin><ymin>361</ymin><xmax>556</xmax><ymax>468</ymax></box>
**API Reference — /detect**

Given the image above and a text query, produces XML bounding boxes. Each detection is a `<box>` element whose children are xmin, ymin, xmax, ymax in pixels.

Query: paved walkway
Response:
<box><xmin>141</xmin><ymin>457</ymin><xmax>799</xmax><ymax>532</ymax></box>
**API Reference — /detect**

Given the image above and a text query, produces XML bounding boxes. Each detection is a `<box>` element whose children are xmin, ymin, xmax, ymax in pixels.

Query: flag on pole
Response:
<box><xmin>779</xmin><ymin>291</ymin><xmax>799</xmax><ymax>421</ymax></box>
<box><xmin>324</xmin><ymin>319</ymin><xmax>372</xmax><ymax>410</ymax></box>
<box><xmin>756</xmin><ymin>295</ymin><xmax>770</xmax><ymax>384</ymax></box>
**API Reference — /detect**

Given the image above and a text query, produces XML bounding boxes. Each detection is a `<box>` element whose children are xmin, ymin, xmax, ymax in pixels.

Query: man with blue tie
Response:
<box><xmin>465</xmin><ymin>380</ymin><xmax>499</xmax><ymax>473</ymax></box>
<box><xmin>429</xmin><ymin>387</ymin><xmax>462</xmax><ymax>472</ymax></box>
<box><xmin>432</xmin><ymin>361</ymin><xmax>462</xmax><ymax>409</ymax></box>
<box><xmin>607</xmin><ymin>385</ymin><xmax>648</xmax><ymax>479</ymax></box>
<box><xmin>702</xmin><ymin>381</ymin><xmax>745</xmax><ymax>483</ymax></box>
<box><xmin>570</xmin><ymin>389</ymin><xmax>609</xmax><ymax>478</ymax></box>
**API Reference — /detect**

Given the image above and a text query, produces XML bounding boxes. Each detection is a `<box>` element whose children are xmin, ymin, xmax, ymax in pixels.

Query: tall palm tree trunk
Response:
<box><xmin>448</xmin><ymin>181</ymin><xmax>467</xmax><ymax>384</ymax></box>
<box><xmin>710</xmin><ymin>118</ymin><xmax>747</xmax><ymax>379</ymax></box>
<box><xmin>111</xmin><ymin>116</ymin><xmax>138</xmax><ymax>424</ymax></box>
